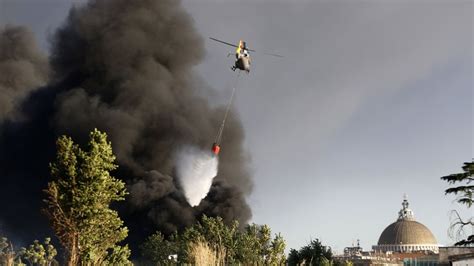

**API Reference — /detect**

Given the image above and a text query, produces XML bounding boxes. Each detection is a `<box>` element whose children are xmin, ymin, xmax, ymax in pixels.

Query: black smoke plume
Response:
<box><xmin>0</xmin><ymin>25</ymin><xmax>49</xmax><ymax>122</ymax></box>
<box><xmin>0</xmin><ymin>0</ymin><xmax>252</xmax><ymax>247</ymax></box>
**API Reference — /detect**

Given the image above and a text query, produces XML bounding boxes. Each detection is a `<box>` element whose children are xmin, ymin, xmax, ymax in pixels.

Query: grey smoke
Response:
<box><xmin>0</xmin><ymin>0</ymin><xmax>252</xmax><ymax>245</ymax></box>
<box><xmin>129</xmin><ymin>170</ymin><xmax>175</xmax><ymax>208</ymax></box>
<box><xmin>0</xmin><ymin>25</ymin><xmax>49</xmax><ymax>121</ymax></box>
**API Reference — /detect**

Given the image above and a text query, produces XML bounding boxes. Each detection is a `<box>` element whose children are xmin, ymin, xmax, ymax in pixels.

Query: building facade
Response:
<box><xmin>337</xmin><ymin>197</ymin><xmax>474</xmax><ymax>266</ymax></box>
<box><xmin>372</xmin><ymin>197</ymin><xmax>439</xmax><ymax>254</ymax></box>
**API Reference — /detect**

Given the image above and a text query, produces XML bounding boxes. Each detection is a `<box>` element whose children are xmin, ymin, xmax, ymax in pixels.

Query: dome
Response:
<box><xmin>372</xmin><ymin>196</ymin><xmax>439</xmax><ymax>254</ymax></box>
<box><xmin>378</xmin><ymin>220</ymin><xmax>437</xmax><ymax>245</ymax></box>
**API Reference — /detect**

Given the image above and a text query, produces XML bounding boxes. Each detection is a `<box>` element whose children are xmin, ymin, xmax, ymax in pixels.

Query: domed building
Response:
<box><xmin>372</xmin><ymin>197</ymin><xmax>439</xmax><ymax>254</ymax></box>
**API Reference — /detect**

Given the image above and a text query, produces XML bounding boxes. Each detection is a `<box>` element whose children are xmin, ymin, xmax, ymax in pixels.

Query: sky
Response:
<box><xmin>1</xmin><ymin>0</ymin><xmax>472</xmax><ymax>253</ymax></box>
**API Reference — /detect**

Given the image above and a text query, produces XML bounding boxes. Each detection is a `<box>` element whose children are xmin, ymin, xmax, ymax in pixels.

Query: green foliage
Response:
<box><xmin>0</xmin><ymin>237</ymin><xmax>12</xmax><ymax>258</ymax></box>
<box><xmin>234</xmin><ymin>224</ymin><xmax>262</xmax><ymax>263</ymax></box>
<box><xmin>441</xmin><ymin>161</ymin><xmax>474</xmax><ymax>246</ymax></box>
<box><xmin>334</xmin><ymin>260</ymin><xmax>353</xmax><ymax>266</ymax></box>
<box><xmin>19</xmin><ymin>238</ymin><xmax>57</xmax><ymax>266</ymax></box>
<box><xmin>287</xmin><ymin>249</ymin><xmax>300</xmax><ymax>266</ymax></box>
<box><xmin>103</xmin><ymin>244</ymin><xmax>132</xmax><ymax>266</ymax></box>
<box><xmin>268</xmin><ymin>233</ymin><xmax>286</xmax><ymax>265</ymax></box>
<box><xmin>287</xmin><ymin>239</ymin><xmax>333</xmax><ymax>266</ymax></box>
<box><xmin>234</xmin><ymin>223</ymin><xmax>281</xmax><ymax>264</ymax></box>
<box><xmin>0</xmin><ymin>236</ymin><xmax>60</xmax><ymax>266</ymax></box>
<box><xmin>141</xmin><ymin>216</ymin><xmax>286</xmax><ymax>265</ymax></box>
<box><xmin>140</xmin><ymin>232</ymin><xmax>177</xmax><ymax>265</ymax></box>
<box><xmin>0</xmin><ymin>237</ymin><xmax>20</xmax><ymax>265</ymax></box>
<box><xmin>179</xmin><ymin>216</ymin><xmax>238</xmax><ymax>263</ymax></box>
<box><xmin>442</xmin><ymin>161</ymin><xmax>474</xmax><ymax>207</ymax></box>
<box><xmin>44</xmin><ymin>129</ymin><xmax>131</xmax><ymax>264</ymax></box>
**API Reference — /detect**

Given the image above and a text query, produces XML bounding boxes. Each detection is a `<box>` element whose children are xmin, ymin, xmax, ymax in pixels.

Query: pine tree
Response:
<box><xmin>44</xmin><ymin>129</ymin><xmax>130</xmax><ymax>265</ymax></box>
<box><xmin>441</xmin><ymin>161</ymin><xmax>473</xmax><ymax>246</ymax></box>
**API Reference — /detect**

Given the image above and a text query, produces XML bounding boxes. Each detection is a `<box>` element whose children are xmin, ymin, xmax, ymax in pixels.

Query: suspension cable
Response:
<box><xmin>214</xmin><ymin>72</ymin><xmax>241</xmax><ymax>145</ymax></box>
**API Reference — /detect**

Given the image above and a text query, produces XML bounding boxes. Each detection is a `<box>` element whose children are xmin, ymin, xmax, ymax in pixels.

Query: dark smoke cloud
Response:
<box><xmin>147</xmin><ymin>195</ymin><xmax>196</xmax><ymax>234</ymax></box>
<box><xmin>0</xmin><ymin>0</ymin><xmax>252</xmax><ymax>247</ymax></box>
<box><xmin>0</xmin><ymin>25</ymin><xmax>49</xmax><ymax>121</ymax></box>
<box><xmin>129</xmin><ymin>170</ymin><xmax>175</xmax><ymax>208</ymax></box>
<box><xmin>198</xmin><ymin>181</ymin><xmax>252</xmax><ymax>226</ymax></box>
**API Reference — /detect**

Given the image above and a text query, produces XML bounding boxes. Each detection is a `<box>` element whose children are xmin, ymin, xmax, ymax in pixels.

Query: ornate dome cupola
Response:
<box><xmin>398</xmin><ymin>196</ymin><xmax>415</xmax><ymax>220</ymax></box>
<box><xmin>373</xmin><ymin>196</ymin><xmax>439</xmax><ymax>254</ymax></box>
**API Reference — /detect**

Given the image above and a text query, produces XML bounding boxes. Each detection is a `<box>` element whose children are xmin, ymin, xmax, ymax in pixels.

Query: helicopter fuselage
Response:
<box><xmin>210</xmin><ymin>37</ymin><xmax>281</xmax><ymax>73</ymax></box>
<box><xmin>233</xmin><ymin>52</ymin><xmax>251</xmax><ymax>73</ymax></box>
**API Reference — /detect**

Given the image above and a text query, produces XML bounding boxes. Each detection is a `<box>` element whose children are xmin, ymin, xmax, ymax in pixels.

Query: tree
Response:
<box><xmin>288</xmin><ymin>239</ymin><xmax>333</xmax><ymax>266</ymax></box>
<box><xmin>103</xmin><ymin>245</ymin><xmax>132</xmax><ymax>265</ymax></box>
<box><xmin>141</xmin><ymin>216</ymin><xmax>287</xmax><ymax>265</ymax></box>
<box><xmin>19</xmin><ymin>238</ymin><xmax>57</xmax><ymax>266</ymax></box>
<box><xmin>287</xmin><ymin>249</ymin><xmax>300</xmax><ymax>266</ymax></box>
<box><xmin>234</xmin><ymin>223</ymin><xmax>268</xmax><ymax>264</ymax></box>
<box><xmin>140</xmin><ymin>232</ymin><xmax>177</xmax><ymax>265</ymax></box>
<box><xmin>256</xmin><ymin>224</ymin><xmax>271</xmax><ymax>263</ymax></box>
<box><xmin>0</xmin><ymin>237</ymin><xmax>22</xmax><ymax>266</ymax></box>
<box><xmin>441</xmin><ymin>161</ymin><xmax>474</xmax><ymax>246</ymax></box>
<box><xmin>179</xmin><ymin>216</ymin><xmax>236</xmax><ymax>264</ymax></box>
<box><xmin>235</xmin><ymin>223</ymin><xmax>285</xmax><ymax>265</ymax></box>
<box><xmin>0</xmin><ymin>236</ymin><xmax>59</xmax><ymax>266</ymax></box>
<box><xmin>267</xmin><ymin>233</ymin><xmax>286</xmax><ymax>265</ymax></box>
<box><xmin>43</xmin><ymin>129</ymin><xmax>131</xmax><ymax>265</ymax></box>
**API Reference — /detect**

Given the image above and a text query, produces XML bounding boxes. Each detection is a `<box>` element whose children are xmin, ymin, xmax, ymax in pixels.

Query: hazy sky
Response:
<box><xmin>1</xmin><ymin>0</ymin><xmax>472</xmax><ymax>253</ymax></box>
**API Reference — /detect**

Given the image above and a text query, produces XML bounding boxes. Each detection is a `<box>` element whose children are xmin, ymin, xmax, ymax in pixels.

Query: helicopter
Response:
<box><xmin>209</xmin><ymin>37</ymin><xmax>283</xmax><ymax>73</ymax></box>
<box><xmin>208</xmin><ymin>38</ymin><xmax>282</xmax><ymax>156</ymax></box>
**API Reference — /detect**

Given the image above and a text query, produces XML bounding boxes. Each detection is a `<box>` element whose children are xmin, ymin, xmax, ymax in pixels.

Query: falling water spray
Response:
<box><xmin>176</xmin><ymin>146</ymin><xmax>219</xmax><ymax>207</ymax></box>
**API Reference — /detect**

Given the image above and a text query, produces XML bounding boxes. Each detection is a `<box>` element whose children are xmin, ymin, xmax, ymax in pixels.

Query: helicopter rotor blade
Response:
<box><xmin>209</xmin><ymin>37</ymin><xmax>257</xmax><ymax>52</ymax></box>
<box><xmin>263</xmin><ymin>52</ymin><xmax>284</xmax><ymax>58</ymax></box>
<box><xmin>209</xmin><ymin>37</ymin><xmax>281</xmax><ymax>56</ymax></box>
<box><xmin>209</xmin><ymin>37</ymin><xmax>238</xmax><ymax>48</ymax></box>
